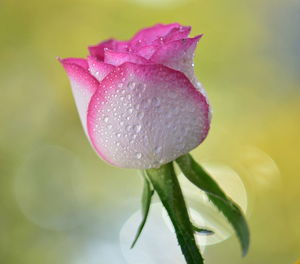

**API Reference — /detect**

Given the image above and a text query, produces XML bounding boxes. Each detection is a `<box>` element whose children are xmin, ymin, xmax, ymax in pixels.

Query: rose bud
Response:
<box><xmin>59</xmin><ymin>23</ymin><xmax>210</xmax><ymax>169</ymax></box>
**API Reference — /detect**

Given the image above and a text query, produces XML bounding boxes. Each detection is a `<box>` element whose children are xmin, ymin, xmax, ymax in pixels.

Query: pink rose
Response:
<box><xmin>59</xmin><ymin>23</ymin><xmax>210</xmax><ymax>169</ymax></box>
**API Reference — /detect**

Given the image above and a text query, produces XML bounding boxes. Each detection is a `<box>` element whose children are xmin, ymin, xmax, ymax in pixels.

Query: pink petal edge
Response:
<box><xmin>59</xmin><ymin>57</ymin><xmax>89</xmax><ymax>70</ymax></box>
<box><xmin>59</xmin><ymin>57</ymin><xmax>99</xmax><ymax>133</ymax></box>
<box><xmin>87</xmin><ymin>56</ymin><xmax>116</xmax><ymax>82</ymax></box>
<box><xmin>88</xmin><ymin>39</ymin><xmax>130</xmax><ymax>61</ymax></box>
<box><xmin>150</xmin><ymin>35</ymin><xmax>203</xmax><ymax>86</ymax></box>
<box><xmin>130</xmin><ymin>23</ymin><xmax>182</xmax><ymax>45</ymax></box>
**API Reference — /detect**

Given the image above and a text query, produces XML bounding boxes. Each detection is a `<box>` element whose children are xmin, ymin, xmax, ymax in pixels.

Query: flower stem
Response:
<box><xmin>146</xmin><ymin>162</ymin><xmax>204</xmax><ymax>264</ymax></box>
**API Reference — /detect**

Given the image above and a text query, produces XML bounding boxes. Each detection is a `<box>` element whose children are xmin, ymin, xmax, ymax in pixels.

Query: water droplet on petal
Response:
<box><xmin>136</xmin><ymin>152</ymin><xmax>142</xmax><ymax>159</ymax></box>
<box><xmin>137</xmin><ymin>111</ymin><xmax>144</xmax><ymax>119</ymax></box>
<box><xmin>155</xmin><ymin>146</ymin><xmax>162</xmax><ymax>154</ymax></box>
<box><xmin>128</xmin><ymin>81</ymin><xmax>136</xmax><ymax>90</ymax></box>
<box><xmin>142</xmin><ymin>98</ymin><xmax>152</xmax><ymax>108</ymax></box>
<box><xmin>104</xmin><ymin>116</ymin><xmax>109</xmax><ymax>123</ymax></box>
<box><xmin>152</xmin><ymin>161</ymin><xmax>160</xmax><ymax>168</ymax></box>
<box><xmin>134</xmin><ymin>124</ymin><xmax>142</xmax><ymax>133</ymax></box>
<box><xmin>159</xmin><ymin>158</ymin><xmax>166</xmax><ymax>164</ymax></box>
<box><xmin>152</xmin><ymin>97</ymin><xmax>160</xmax><ymax>107</ymax></box>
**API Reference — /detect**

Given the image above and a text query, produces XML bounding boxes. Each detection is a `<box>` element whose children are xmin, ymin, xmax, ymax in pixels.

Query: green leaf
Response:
<box><xmin>192</xmin><ymin>225</ymin><xmax>214</xmax><ymax>235</ymax></box>
<box><xmin>176</xmin><ymin>154</ymin><xmax>250</xmax><ymax>256</ymax></box>
<box><xmin>146</xmin><ymin>163</ymin><xmax>204</xmax><ymax>264</ymax></box>
<box><xmin>131</xmin><ymin>172</ymin><xmax>154</xmax><ymax>248</ymax></box>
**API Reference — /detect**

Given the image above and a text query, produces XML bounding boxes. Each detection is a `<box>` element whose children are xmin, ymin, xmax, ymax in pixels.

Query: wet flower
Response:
<box><xmin>59</xmin><ymin>23</ymin><xmax>210</xmax><ymax>169</ymax></box>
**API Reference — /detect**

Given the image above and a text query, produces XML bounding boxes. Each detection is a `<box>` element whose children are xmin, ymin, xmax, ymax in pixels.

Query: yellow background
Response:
<box><xmin>1</xmin><ymin>0</ymin><xmax>299</xmax><ymax>263</ymax></box>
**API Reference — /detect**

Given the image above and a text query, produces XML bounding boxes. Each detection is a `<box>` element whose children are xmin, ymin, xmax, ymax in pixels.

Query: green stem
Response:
<box><xmin>146</xmin><ymin>162</ymin><xmax>204</xmax><ymax>264</ymax></box>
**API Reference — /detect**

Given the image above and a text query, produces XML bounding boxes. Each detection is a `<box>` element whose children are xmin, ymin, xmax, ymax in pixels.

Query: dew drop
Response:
<box><xmin>142</xmin><ymin>98</ymin><xmax>152</xmax><ymax>108</ymax></box>
<box><xmin>159</xmin><ymin>158</ymin><xmax>165</xmax><ymax>164</ymax></box>
<box><xmin>128</xmin><ymin>81</ymin><xmax>136</xmax><ymax>90</ymax></box>
<box><xmin>104</xmin><ymin>116</ymin><xmax>109</xmax><ymax>123</ymax></box>
<box><xmin>134</xmin><ymin>124</ymin><xmax>142</xmax><ymax>133</ymax></box>
<box><xmin>135</xmin><ymin>104</ymin><xmax>141</xmax><ymax>110</ymax></box>
<box><xmin>136</xmin><ymin>152</ymin><xmax>142</xmax><ymax>159</ymax></box>
<box><xmin>137</xmin><ymin>111</ymin><xmax>144</xmax><ymax>119</ymax></box>
<box><xmin>126</xmin><ymin>125</ymin><xmax>132</xmax><ymax>131</ymax></box>
<box><xmin>155</xmin><ymin>146</ymin><xmax>162</xmax><ymax>154</ymax></box>
<box><xmin>137</xmin><ymin>83</ymin><xmax>146</xmax><ymax>93</ymax></box>
<box><xmin>128</xmin><ymin>108</ymin><xmax>133</xmax><ymax>114</ymax></box>
<box><xmin>152</xmin><ymin>161</ymin><xmax>160</xmax><ymax>168</ymax></box>
<box><xmin>152</xmin><ymin>97</ymin><xmax>160</xmax><ymax>107</ymax></box>
<box><xmin>116</xmin><ymin>132</ymin><xmax>121</xmax><ymax>138</ymax></box>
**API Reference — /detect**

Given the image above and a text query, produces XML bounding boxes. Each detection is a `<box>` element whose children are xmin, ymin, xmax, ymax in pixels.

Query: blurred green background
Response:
<box><xmin>1</xmin><ymin>0</ymin><xmax>299</xmax><ymax>263</ymax></box>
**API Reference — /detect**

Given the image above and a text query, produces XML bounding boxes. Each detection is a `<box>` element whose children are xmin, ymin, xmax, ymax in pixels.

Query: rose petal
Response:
<box><xmin>88</xmin><ymin>39</ymin><xmax>130</xmax><ymax>61</ymax></box>
<box><xmin>59</xmin><ymin>57</ymin><xmax>89</xmax><ymax>70</ymax></box>
<box><xmin>87</xmin><ymin>56</ymin><xmax>115</xmax><ymax>82</ymax></box>
<box><xmin>163</xmin><ymin>25</ymin><xmax>191</xmax><ymax>42</ymax></box>
<box><xmin>135</xmin><ymin>26</ymin><xmax>191</xmax><ymax>59</ymax></box>
<box><xmin>135</xmin><ymin>45</ymin><xmax>158</xmax><ymax>60</ymax></box>
<box><xmin>104</xmin><ymin>49</ymin><xmax>150</xmax><ymax>66</ymax></box>
<box><xmin>59</xmin><ymin>58</ymin><xmax>99</xmax><ymax>134</ymax></box>
<box><xmin>130</xmin><ymin>23</ymin><xmax>183</xmax><ymax>47</ymax></box>
<box><xmin>87</xmin><ymin>62</ymin><xmax>210</xmax><ymax>169</ymax></box>
<box><xmin>150</xmin><ymin>35</ymin><xmax>202</xmax><ymax>88</ymax></box>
